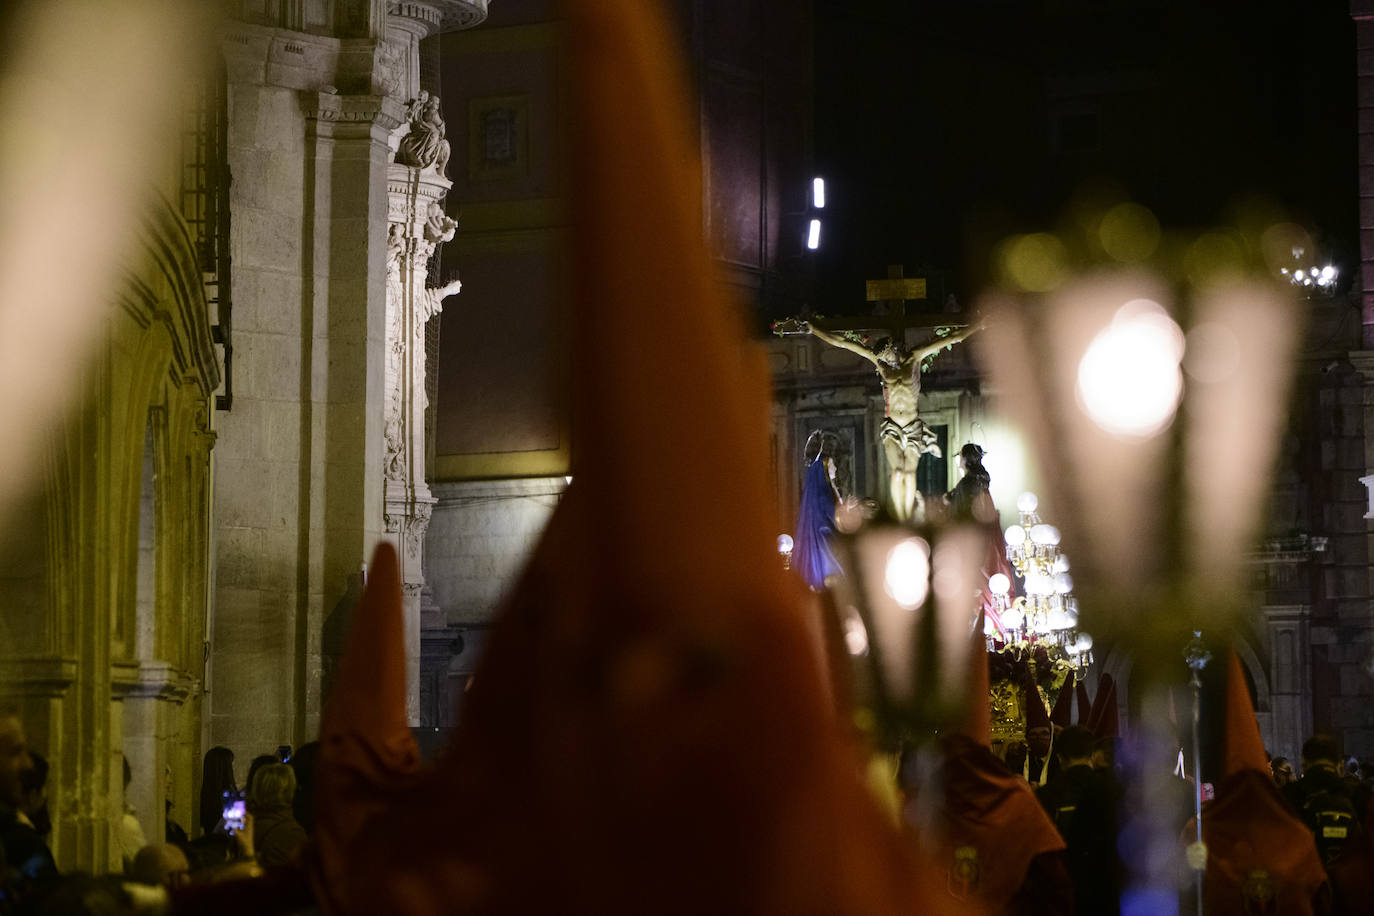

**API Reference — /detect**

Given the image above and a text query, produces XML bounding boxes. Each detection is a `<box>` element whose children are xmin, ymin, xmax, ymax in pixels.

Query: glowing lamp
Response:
<box><xmin>828</xmin><ymin>517</ymin><xmax>985</xmax><ymax>743</ymax></box>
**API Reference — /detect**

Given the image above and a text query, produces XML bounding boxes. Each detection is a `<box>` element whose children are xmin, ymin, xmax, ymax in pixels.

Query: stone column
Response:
<box><xmin>300</xmin><ymin>91</ymin><xmax>404</xmax><ymax>738</ymax></box>
<box><xmin>1264</xmin><ymin>604</ymin><xmax>1313</xmax><ymax>765</ymax></box>
<box><xmin>383</xmin><ymin>3</ymin><xmax>442</xmax><ymax>102</ymax></box>
<box><xmin>1356</xmin><ymin>3</ymin><xmax>1374</xmax><ymax>348</ymax></box>
<box><xmin>384</xmin><ymin>154</ymin><xmax>457</xmax><ymax>725</ymax></box>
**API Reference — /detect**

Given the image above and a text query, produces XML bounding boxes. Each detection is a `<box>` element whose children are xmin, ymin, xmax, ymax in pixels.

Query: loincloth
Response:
<box><xmin>880</xmin><ymin>417</ymin><xmax>941</xmax><ymax>457</ymax></box>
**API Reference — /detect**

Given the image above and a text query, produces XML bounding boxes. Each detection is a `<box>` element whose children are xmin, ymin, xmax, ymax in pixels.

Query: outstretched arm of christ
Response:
<box><xmin>912</xmin><ymin>319</ymin><xmax>985</xmax><ymax>364</ymax></box>
<box><xmin>807</xmin><ymin>324</ymin><xmax>881</xmax><ymax>366</ymax></box>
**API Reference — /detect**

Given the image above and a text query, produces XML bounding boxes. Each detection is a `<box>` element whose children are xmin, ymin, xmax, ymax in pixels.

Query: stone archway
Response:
<box><xmin>1098</xmin><ymin>635</ymin><xmax>1272</xmax><ymax>740</ymax></box>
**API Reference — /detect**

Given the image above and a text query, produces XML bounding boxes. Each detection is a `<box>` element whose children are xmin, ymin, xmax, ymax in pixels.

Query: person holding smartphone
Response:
<box><xmin>244</xmin><ymin>764</ymin><xmax>306</xmax><ymax>868</ymax></box>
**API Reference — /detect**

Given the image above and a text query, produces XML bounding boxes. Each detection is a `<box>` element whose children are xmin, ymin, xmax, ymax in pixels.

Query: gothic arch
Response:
<box><xmin>1098</xmin><ymin>634</ymin><xmax>1272</xmax><ymax>733</ymax></box>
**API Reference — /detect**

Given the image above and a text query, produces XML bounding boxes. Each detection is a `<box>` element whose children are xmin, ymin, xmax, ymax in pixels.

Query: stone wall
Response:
<box><xmin>212</xmin><ymin>22</ymin><xmax>402</xmax><ymax>761</ymax></box>
<box><xmin>424</xmin><ymin>477</ymin><xmax>564</xmax><ymax>626</ymax></box>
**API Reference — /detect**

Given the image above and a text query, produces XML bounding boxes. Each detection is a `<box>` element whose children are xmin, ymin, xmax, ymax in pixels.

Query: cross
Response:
<box><xmin>810</xmin><ymin>264</ymin><xmax>964</xmax><ymax>341</ymax></box>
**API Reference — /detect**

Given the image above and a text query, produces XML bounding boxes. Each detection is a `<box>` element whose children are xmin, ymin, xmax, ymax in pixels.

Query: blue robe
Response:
<box><xmin>794</xmin><ymin>458</ymin><xmax>843</xmax><ymax>589</ymax></box>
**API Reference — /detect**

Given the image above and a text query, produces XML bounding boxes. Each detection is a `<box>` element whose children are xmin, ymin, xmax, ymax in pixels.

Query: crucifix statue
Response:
<box><xmin>776</xmin><ymin>265</ymin><xmax>983</xmax><ymax>522</ymax></box>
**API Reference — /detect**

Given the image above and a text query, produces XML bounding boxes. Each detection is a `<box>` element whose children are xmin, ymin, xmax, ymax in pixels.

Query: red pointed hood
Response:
<box><xmin>1076</xmin><ymin>679</ymin><xmax>1091</xmax><ymax>726</ymax></box>
<box><xmin>1086</xmin><ymin>673</ymin><xmax>1115</xmax><ymax>735</ymax></box>
<box><xmin>1091</xmin><ymin>677</ymin><xmax>1119</xmax><ymax>739</ymax></box>
<box><xmin>1050</xmin><ymin>673</ymin><xmax>1074</xmax><ymax>729</ymax></box>
<box><xmin>1024</xmin><ymin>676</ymin><xmax>1051</xmax><ymax>732</ymax></box>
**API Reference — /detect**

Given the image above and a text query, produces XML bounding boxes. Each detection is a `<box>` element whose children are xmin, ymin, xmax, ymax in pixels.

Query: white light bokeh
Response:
<box><xmin>883</xmin><ymin>537</ymin><xmax>931</xmax><ymax>610</ymax></box>
<box><xmin>843</xmin><ymin>609</ymin><xmax>869</xmax><ymax>656</ymax></box>
<box><xmin>1184</xmin><ymin>321</ymin><xmax>1241</xmax><ymax>385</ymax></box>
<box><xmin>1076</xmin><ymin>300</ymin><xmax>1185</xmax><ymax>438</ymax></box>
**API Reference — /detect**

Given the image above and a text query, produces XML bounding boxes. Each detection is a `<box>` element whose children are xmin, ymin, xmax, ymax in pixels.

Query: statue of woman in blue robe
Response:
<box><xmin>794</xmin><ymin>433</ymin><xmax>843</xmax><ymax>590</ymax></box>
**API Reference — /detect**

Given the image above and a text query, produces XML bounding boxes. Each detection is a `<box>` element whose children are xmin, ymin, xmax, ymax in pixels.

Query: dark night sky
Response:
<box><xmin>811</xmin><ymin>0</ymin><xmax>1358</xmax><ymax>310</ymax></box>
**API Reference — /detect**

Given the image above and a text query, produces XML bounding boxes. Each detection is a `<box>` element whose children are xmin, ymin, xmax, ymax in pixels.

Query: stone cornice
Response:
<box><xmin>433</xmin><ymin>0</ymin><xmax>489</xmax><ymax>32</ymax></box>
<box><xmin>306</xmin><ymin>92</ymin><xmax>407</xmax><ymax>131</ymax></box>
<box><xmin>0</xmin><ymin>657</ymin><xmax>78</xmax><ymax>698</ymax></box>
<box><xmin>1348</xmin><ymin>350</ymin><xmax>1374</xmax><ymax>380</ymax></box>
<box><xmin>110</xmin><ymin>660</ymin><xmax>199</xmax><ymax>703</ymax></box>
<box><xmin>387</xmin><ymin>1</ymin><xmax>444</xmax><ymax>35</ymax></box>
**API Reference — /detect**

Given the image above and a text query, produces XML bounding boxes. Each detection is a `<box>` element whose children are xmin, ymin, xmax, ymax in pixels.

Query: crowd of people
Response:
<box><xmin>4</xmin><ymin>659</ymin><xmax>1374</xmax><ymax>914</ymax></box>
<box><xmin>0</xmin><ymin>709</ymin><xmax>319</xmax><ymax>913</ymax></box>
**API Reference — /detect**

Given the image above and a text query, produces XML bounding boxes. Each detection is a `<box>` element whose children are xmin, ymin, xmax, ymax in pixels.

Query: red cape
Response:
<box><xmin>1199</xmin><ymin>770</ymin><xmax>1328</xmax><ymax>915</ymax></box>
<box><xmin>922</xmin><ymin>734</ymin><xmax>1066</xmax><ymax>910</ymax></box>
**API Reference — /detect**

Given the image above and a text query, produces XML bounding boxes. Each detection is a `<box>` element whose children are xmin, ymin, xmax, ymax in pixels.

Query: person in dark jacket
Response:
<box><xmin>1287</xmin><ymin>734</ymin><xmax>1362</xmax><ymax>865</ymax></box>
<box><xmin>199</xmin><ymin>746</ymin><xmax>237</xmax><ymax>838</ymax></box>
<box><xmin>0</xmin><ymin>709</ymin><xmax>56</xmax><ymax>906</ymax></box>
<box><xmin>1037</xmin><ymin>725</ymin><xmax>1121</xmax><ymax>914</ymax></box>
<box><xmin>245</xmin><ymin>764</ymin><xmax>306</xmax><ymax>868</ymax></box>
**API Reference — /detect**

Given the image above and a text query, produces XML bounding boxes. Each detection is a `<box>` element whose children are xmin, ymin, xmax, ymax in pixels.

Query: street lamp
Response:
<box><xmin>827</xmin><ymin>514</ymin><xmax>985</xmax><ymax>744</ymax></box>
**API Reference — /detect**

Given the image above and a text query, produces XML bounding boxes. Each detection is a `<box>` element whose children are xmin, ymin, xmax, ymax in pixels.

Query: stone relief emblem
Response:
<box><xmin>397</xmin><ymin>90</ymin><xmax>451</xmax><ymax>177</ymax></box>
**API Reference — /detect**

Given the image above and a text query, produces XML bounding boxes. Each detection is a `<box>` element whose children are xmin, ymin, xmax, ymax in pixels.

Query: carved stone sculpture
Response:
<box><xmin>397</xmin><ymin>91</ymin><xmax>451</xmax><ymax>176</ymax></box>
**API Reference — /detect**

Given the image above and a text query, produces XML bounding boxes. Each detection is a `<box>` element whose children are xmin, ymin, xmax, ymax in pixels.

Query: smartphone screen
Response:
<box><xmin>222</xmin><ymin>797</ymin><xmax>246</xmax><ymax>833</ymax></box>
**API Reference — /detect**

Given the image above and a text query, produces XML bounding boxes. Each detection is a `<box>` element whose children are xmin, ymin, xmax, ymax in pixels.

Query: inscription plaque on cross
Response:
<box><xmin>810</xmin><ymin>264</ymin><xmax>963</xmax><ymax>343</ymax></box>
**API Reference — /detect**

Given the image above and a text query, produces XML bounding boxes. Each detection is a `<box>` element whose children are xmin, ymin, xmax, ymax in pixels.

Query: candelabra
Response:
<box><xmin>989</xmin><ymin>491</ymin><xmax>1093</xmax><ymax>668</ymax></box>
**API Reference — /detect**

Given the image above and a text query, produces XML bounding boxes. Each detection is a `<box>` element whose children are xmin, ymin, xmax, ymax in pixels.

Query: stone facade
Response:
<box><xmin>0</xmin><ymin>193</ymin><xmax>220</xmax><ymax>870</ymax></box>
<box><xmin>211</xmin><ymin>1</ymin><xmax>485</xmax><ymax>764</ymax></box>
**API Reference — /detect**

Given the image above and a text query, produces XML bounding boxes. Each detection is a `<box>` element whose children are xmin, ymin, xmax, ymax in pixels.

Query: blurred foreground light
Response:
<box><xmin>806</xmin><ymin>218</ymin><xmax>821</xmax><ymax>250</ymax></box>
<box><xmin>812</xmin><ymin>176</ymin><xmax>825</xmax><ymax>209</ymax></box>
<box><xmin>1184</xmin><ymin>322</ymin><xmax>1240</xmax><ymax>385</ymax></box>
<box><xmin>1016</xmin><ymin>491</ymin><xmax>1038</xmax><ymax>513</ymax></box>
<box><xmin>1076</xmin><ymin>300</ymin><xmax>1184</xmax><ymax>438</ymax></box>
<box><xmin>988</xmin><ymin>572</ymin><xmax>1011</xmax><ymax>595</ymax></box>
<box><xmin>843</xmin><ymin>611</ymin><xmax>869</xmax><ymax>656</ymax></box>
<box><xmin>1099</xmin><ymin>202</ymin><xmax>1161</xmax><ymax>263</ymax></box>
<box><xmin>1002</xmin><ymin>233</ymin><xmax>1068</xmax><ymax>292</ymax></box>
<box><xmin>1004</xmin><ymin>525</ymin><xmax>1026</xmax><ymax>546</ymax></box>
<box><xmin>883</xmin><ymin>537</ymin><xmax>930</xmax><ymax>610</ymax></box>
<box><xmin>776</xmin><ymin>533</ymin><xmax>793</xmax><ymax>554</ymax></box>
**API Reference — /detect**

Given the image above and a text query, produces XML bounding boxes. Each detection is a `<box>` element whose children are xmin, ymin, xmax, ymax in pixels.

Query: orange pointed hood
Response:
<box><xmin>307</xmin><ymin>542</ymin><xmax>420</xmax><ymax>908</ymax></box>
<box><xmin>951</xmin><ymin>614</ymin><xmax>992</xmax><ymax>746</ymax></box>
<box><xmin>302</xmin><ymin>0</ymin><xmax>963</xmax><ymax>912</ymax></box>
<box><xmin>1222</xmin><ymin>648</ymin><xmax>1269</xmax><ymax>778</ymax></box>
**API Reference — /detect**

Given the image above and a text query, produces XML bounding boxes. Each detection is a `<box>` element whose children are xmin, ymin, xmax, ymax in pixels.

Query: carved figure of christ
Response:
<box><xmin>806</xmin><ymin>322</ymin><xmax>983</xmax><ymax>522</ymax></box>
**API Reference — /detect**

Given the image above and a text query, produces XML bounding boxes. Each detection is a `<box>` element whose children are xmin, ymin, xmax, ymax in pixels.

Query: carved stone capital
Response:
<box><xmin>305</xmin><ymin>92</ymin><xmax>407</xmax><ymax>132</ymax></box>
<box><xmin>386</xmin><ymin>1</ymin><xmax>445</xmax><ymax>37</ymax></box>
<box><xmin>110</xmin><ymin>660</ymin><xmax>199</xmax><ymax>703</ymax></box>
<box><xmin>0</xmin><ymin>657</ymin><xmax>77</xmax><ymax>699</ymax></box>
<box><xmin>1349</xmin><ymin>350</ymin><xmax>1374</xmax><ymax>382</ymax></box>
<box><xmin>430</xmin><ymin>0</ymin><xmax>489</xmax><ymax>32</ymax></box>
